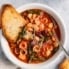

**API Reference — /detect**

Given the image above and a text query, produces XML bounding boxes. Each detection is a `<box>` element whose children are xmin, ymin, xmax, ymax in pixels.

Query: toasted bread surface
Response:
<box><xmin>2</xmin><ymin>4</ymin><xmax>26</xmax><ymax>42</ymax></box>
<box><xmin>59</xmin><ymin>59</ymin><xmax>69</xmax><ymax>69</ymax></box>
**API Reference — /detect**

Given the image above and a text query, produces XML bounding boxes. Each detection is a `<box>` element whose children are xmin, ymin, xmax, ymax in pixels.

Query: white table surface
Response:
<box><xmin>0</xmin><ymin>0</ymin><xmax>69</xmax><ymax>69</ymax></box>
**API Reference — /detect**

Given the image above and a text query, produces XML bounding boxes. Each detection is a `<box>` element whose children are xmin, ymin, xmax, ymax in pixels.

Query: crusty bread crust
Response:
<box><xmin>1</xmin><ymin>4</ymin><xmax>26</xmax><ymax>42</ymax></box>
<box><xmin>59</xmin><ymin>59</ymin><xmax>69</xmax><ymax>69</ymax></box>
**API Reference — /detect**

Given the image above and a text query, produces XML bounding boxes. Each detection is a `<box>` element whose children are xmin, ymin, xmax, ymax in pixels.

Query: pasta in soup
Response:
<box><xmin>9</xmin><ymin>9</ymin><xmax>61</xmax><ymax>63</ymax></box>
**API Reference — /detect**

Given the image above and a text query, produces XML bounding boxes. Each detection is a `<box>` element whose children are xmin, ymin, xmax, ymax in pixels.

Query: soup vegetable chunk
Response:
<box><xmin>9</xmin><ymin>9</ymin><xmax>61</xmax><ymax>63</ymax></box>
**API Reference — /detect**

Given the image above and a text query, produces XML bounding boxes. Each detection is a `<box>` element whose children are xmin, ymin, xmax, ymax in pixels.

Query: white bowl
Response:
<box><xmin>1</xmin><ymin>3</ymin><xmax>67</xmax><ymax>69</ymax></box>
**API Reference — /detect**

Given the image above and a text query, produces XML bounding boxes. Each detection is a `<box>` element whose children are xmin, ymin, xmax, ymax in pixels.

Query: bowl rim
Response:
<box><xmin>1</xmin><ymin>3</ymin><xmax>67</xmax><ymax>69</ymax></box>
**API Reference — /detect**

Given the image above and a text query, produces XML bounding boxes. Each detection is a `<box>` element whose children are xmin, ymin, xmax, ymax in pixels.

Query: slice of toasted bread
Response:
<box><xmin>1</xmin><ymin>4</ymin><xmax>26</xmax><ymax>42</ymax></box>
<box><xmin>59</xmin><ymin>59</ymin><xmax>69</xmax><ymax>69</ymax></box>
